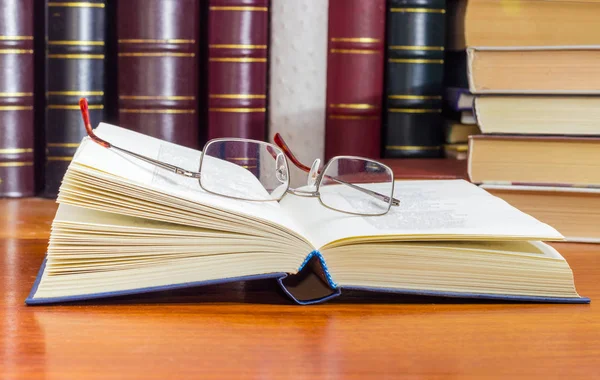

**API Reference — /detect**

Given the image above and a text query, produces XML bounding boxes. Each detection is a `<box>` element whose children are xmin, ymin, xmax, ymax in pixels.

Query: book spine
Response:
<box><xmin>269</xmin><ymin>0</ymin><xmax>329</xmax><ymax>165</ymax></box>
<box><xmin>44</xmin><ymin>0</ymin><xmax>106</xmax><ymax>198</ymax></box>
<box><xmin>0</xmin><ymin>0</ymin><xmax>35</xmax><ymax>197</ymax></box>
<box><xmin>117</xmin><ymin>0</ymin><xmax>200</xmax><ymax>148</ymax></box>
<box><xmin>324</xmin><ymin>0</ymin><xmax>385</xmax><ymax>160</ymax></box>
<box><xmin>383</xmin><ymin>0</ymin><xmax>446</xmax><ymax>158</ymax></box>
<box><xmin>207</xmin><ymin>0</ymin><xmax>269</xmax><ymax>141</ymax></box>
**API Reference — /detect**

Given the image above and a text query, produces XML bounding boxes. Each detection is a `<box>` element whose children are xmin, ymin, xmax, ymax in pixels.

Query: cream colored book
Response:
<box><xmin>27</xmin><ymin>124</ymin><xmax>588</xmax><ymax>305</ymax></box>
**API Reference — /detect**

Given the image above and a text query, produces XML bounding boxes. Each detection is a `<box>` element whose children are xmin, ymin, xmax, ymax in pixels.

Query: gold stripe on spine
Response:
<box><xmin>48</xmin><ymin>105</ymin><xmax>104</xmax><ymax>110</ymax></box>
<box><xmin>0</xmin><ymin>148</ymin><xmax>33</xmax><ymax>154</ymax></box>
<box><xmin>0</xmin><ymin>92</ymin><xmax>33</xmax><ymax>97</ymax></box>
<box><xmin>118</xmin><ymin>39</ymin><xmax>195</xmax><ymax>44</ymax></box>
<box><xmin>389</xmin><ymin>58</ymin><xmax>444</xmax><ymax>64</ymax></box>
<box><xmin>0</xmin><ymin>106</ymin><xmax>33</xmax><ymax>111</ymax></box>
<box><xmin>389</xmin><ymin>45</ymin><xmax>444</xmax><ymax>51</ymax></box>
<box><xmin>48</xmin><ymin>2</ymin><xmax>105</xmax><ymax>8</ymax></box>
<box><xmin>390</xmin><ymin>8</ymin><xmax>445</xmax><ymax>13</ymax></box>
<box><xmin>240</xmin><ymin>165</ymin><xmax>258</xmax><ymax>169</ymax></box>
<box><xmin>118</xmin><ymin>52</ymin><xmax>195</xmax><ymax>57</ymax></box>
<box><xmin>330</xmin><ymin>37</ymin><xmax>380</xmax><ymax>43</ymax></box>
<box><xmin>388</xmin><ymin>95</ymin><xmax>442</xmax><ymax>100</ymax></box>
<box><xmin>119</xmin><ymin>95</ymin><xmax>195</xmax><ymax>100</ymax></box>
<box><xmin>0</xmin><ymin>36</ymin><xmax>33</xmax><ymax>40</ymax></box>
<box><xmin>209</xmin><ymin>57</ymin><xmax>266</xmax><ymax>62</ymax></box>
<box><xmin>209</xmin><ymin>6</ymin><xmax>268</xmax><ymax>11</ymax></box>
<box><xmin>329</xmin><ymin>115</ymin><xmax>379</xmax><ymax>120</ymax></box>
<box><xmin>386</xmin><ymin>145</ymin><xmax>441</xmax><ymax>151</ymax></box>
<box><xmin>0</xmin><ymin>162</ymin><xmax>33</xmax><ymax>167</ymax></box>
<box><xmin>330</xmin><ymin>104</ymin><xmax>378</xmax><ymax>110</ymax></box>
<box><xmin>48</xmin><ymin>40</ymin><xmax>105</xmax><ymax>46</ymax></box>
<box><xmin>389</xmin><ymin>108</ymin><xmax>442</xmax><ymax>113</ymax></box>
<box><xmin>47</xmin><ymin>156</ymin><xmax>73</xmax><ymax>161</ymax></box>
<box><xmin>209</xmin><ymin>108</ymin><xmax>266</xmax><ymax>113</ymax></box>
<box><xmin>226</xmin><ymin>157</ymin><xmax>258</xmax><ymax>161</ymax></box>
<box><xmin>209</xmin><ymin>44</ymin><xmax>267</xmax><ymax>49</ymax></box>
<box><xmin>0</xmin><ymin>49</ymin><xmax>33</xmax><ymax>54</ymax></box>
<box><xmin>47</xmin><ymin>143</ymin><xmax>80</xmax><ymax>148</ymax></box>
<box><xmin>209</xmin><ymin>94</ymin><xmax>266</xmax><ymax>99</ymax></box>
<box><xmin>119</xmin><ymin>109</ymin><xmax>196</xmax><ymax>114</ymax></box>
<box><xmin>330</xmin><ymin>49</ymin><xmax>379</xmax><ymax>54</ymax></box>
<box><xmin>48</xmin><ymin>54</ymin><xmax>104</xmax><ymax>59</ymax></box>
<box><xmin>47</xmin><ymin>91</ymin><xmax>104</xmax><ymax>96</ymax></box>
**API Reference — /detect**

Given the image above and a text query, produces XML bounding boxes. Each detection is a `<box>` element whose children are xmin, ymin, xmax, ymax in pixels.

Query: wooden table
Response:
<box><xmin>1</xmin><ymin>198</ymin><xmax>599</xmax><ymax>379</ymax></box>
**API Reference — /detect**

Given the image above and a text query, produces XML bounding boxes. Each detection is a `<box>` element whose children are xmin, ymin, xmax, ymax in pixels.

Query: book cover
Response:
<box><xmin>269</xmin><ymin>0</ymin><xmax>329</xmax><ymax>167</ymax></box>
<box><xmin>383</xmin><ymin>0</ymin><xmax>446</xmax><ymax>158</ymax></box>
<box><xmin>0</xmin><ymin>0</ymin><xmax>35</xmax><ymax>197</ymax></box>
<box><xmin>324</xmin><ymin>0</ymin><xmax>386</xmax><ymax>160</ymax></box>
<box><xmin>43</xmin><ymin>0</ymin><xmax>106</xmax><ymax>198</ymax></box>
<box><xmin>207</xmin><ymin>0</ymin><xmax>269</xmax><ymax>141</ymax></box>
<box><xmin>117</xmin><ymin>0</ymin><xmax>200</xmax><ymax>148</ymax></box>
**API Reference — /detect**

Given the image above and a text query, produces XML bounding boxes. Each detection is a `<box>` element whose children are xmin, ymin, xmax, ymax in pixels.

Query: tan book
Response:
<box><xmin>468</xmin><ymin>135</ymin><xmax>600</xmax><ymax>186</ymax></box>
<box><xmin>482</xmin><ymin>184</ymin><xmax>600</xmax><ymax>243</ymax></box>
<box><xmin>444</xmin><ymin>121</ymin><xmax>481</xmax><ymax>144</ymax></box>
<box><xmin>26</xmin><ymin>124</ymin><xmax>587</xmax><ymax>305</ymax></box>
<box><xmin>448</xmin><ymin>0</ymin><xmax>600</xmax><ymax>50</ymax></box>
<box><xmin>475</xmin><ymin>96</ymin><xmax>600</xmax><ymax>135</ymax></box>
<box><xmin>467</xmin><ymin>47</ymin><xmax>600</xmax><ymax>94</ymax></box>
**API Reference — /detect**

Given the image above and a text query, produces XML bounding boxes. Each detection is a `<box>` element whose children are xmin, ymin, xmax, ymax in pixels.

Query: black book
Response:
<box><xmin>43</xmin><ymin>0</ymin><xmax>106</xmax><ymax>198</ymax></box>
<box><xmin>382</xmin><ymin>0</ymin><xmax>446</xmax><ymax>158</ymax></box>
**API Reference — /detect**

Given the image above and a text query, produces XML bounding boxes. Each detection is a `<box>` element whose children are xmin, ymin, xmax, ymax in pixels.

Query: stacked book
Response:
<box><xmin>449</xmin><ymin>0</ymin><xmax>600</xmax><ymax>243</ymax></box>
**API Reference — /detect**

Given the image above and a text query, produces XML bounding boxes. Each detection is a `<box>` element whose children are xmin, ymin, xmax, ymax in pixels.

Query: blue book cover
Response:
<box><xmin>27</xmin><ymin>252</ymin><xmax>590</xmax><ymax>305</ymax></box>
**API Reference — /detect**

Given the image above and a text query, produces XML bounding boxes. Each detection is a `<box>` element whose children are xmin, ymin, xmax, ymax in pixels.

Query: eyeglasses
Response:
<box><xmin>79</xmin><ymin>98</ymin><xmax>400</xmax><ymax>216</ymax></box>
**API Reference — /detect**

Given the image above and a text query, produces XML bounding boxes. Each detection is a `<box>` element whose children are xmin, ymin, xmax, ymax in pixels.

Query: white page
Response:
<box><xmin>280</xmin><ymin>179</ymin><xmax>564</xmax><ymax>249</ymax></box>
<box><xmin>71</xmin><ymin>123</ymin><xmax>308</xmax><ymax>239</ymax></box>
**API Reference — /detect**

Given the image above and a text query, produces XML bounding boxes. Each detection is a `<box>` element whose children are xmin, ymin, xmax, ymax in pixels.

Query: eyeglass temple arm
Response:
<box><xmin>79</xmin><ymin>98</ymin><xmax>201</xmax><ymax>179</ymax></box>
<box><xmin>273</xmin><ymin>133</ymin><xmax>399</xmax><ymax>207</ymax></box>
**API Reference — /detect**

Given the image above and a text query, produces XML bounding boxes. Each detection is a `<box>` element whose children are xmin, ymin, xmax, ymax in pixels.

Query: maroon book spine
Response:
<box><xmin>207</xmin><ymin>0</ymin><xmax>269</xmax><ymax>141</ymax></box>
<box><xmin>324</xmin><ymin>0</ymin><xmax>386</xmax><ymax>161</ymax></box>
<box><xmin>117</xmin><ymin>0</ymin><xmax>200</xmax><ymax>148</ymax></box>
<box><xmin>0</xmin><ymin>0</ymin><xmax>35</xmax><ymax>197</ymax></box>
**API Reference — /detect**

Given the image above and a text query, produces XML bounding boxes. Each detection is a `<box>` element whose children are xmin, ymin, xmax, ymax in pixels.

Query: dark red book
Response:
<box><xmin>0</xmin><ymin>0</ymin><xmax>35</xmax><ymax>197</ymax></box>
<box><xmin>207</xmin><ymin>0</ymin><xmax>269</xmax><ymax>141</ymax></box>
<box><xmin>117</xmin><ymin>0</ymin><xmax>200</xmax><ymax>148</ymax></box>
<box><xmin>324</xmin><ymin>0</ymin><xmax>386</xmax><ymax>160</ymax></box>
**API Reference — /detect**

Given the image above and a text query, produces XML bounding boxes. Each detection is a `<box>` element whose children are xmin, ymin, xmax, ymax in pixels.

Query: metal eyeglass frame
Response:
<box><xmin>79</xmin><ymin>98</ymin><xmax>400</xmax><ymax>216</ymax></box>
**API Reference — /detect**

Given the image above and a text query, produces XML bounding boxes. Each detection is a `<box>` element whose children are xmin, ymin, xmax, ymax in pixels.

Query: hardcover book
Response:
<box><xmin>482</xmin><ymin>184</ymin><xmax>600</xmax><ymax>244</ymax></box>
<box><xmin>467</xmin><ymin>47</ymin><xmax>600</xmax><ymax>94</ymax></box>
<box><xmin>475</xmin><ymin>96</ymin><xmax>600</xmax><ymax>136</ymax></box>
<box><xmin>468</xmin><ymin>135</ymin><xmax>600</xmax><ymax>186</ymax></box>
<box><xmin>383</xmin><ymin>0</ymin><xmax>446</xmax><ymax>158</ymax></box>
<box><xmin>207</xmin><ymin>0</ymin><xmax>269</xmax><ymax>141</ymax></box>
<box><xmin>44</xmin><ymin>0</ymin><xmax>106</xmax><ymax>198</ymax></box>
<box><xmin>117</xmin><ymin>0</ymin><xmax>200</xmax><ymax>148</ymax></box>
<box><xmin>324</xmin><ymin>0</ymin><xmax>385</xmax><ymax>160</ymax></box>
<box><xmin>0</xmin><ymin>0</ymin><xmax>35</xmax><ymax>197</ymax></box>
<box><xmin>26</xmin><ymin>123</ymin><xmax>588</xmax><ymax>305</ymax></box>
<box><xmin>447</xmin><ymin>0</ymin><xmax>600</xmax><ymax>50</ymax></box>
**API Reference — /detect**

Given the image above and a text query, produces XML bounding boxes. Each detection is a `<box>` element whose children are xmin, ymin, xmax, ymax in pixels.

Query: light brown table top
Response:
<box><xmin>1</xmin><ymin>198</ymin><xmax>599</xmax><ymax>379</ymax></box>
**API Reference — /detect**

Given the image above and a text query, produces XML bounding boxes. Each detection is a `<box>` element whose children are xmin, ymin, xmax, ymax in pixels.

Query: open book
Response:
<box><xmin>27</xmin><ymin>124</ymin><xmax>588</xmax><ymax>304</ymax></box>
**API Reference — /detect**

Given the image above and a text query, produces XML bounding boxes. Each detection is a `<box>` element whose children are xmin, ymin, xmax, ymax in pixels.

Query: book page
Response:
<box><xmin>71</xmin><ymin>123</ymin><xmax>309</xmax><ymax>240</ymax></box>
<box><xmin>279</xmin><ymin>179</ymin><xmax>564</xmax><ymax>249</ymax></box>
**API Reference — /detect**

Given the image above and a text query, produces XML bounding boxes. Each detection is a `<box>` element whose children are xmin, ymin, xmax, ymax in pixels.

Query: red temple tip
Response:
<box><xmin>79</xmin><ymin>97</ymin><xmax>110</xmax><ymax>148</ymax></box>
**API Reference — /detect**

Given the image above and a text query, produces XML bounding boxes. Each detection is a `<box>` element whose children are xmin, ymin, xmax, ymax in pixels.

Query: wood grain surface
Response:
<box><xmin>1</xmin><ymin>198</ymin><xmax>598</xmax><ymax>379</ymax></box>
